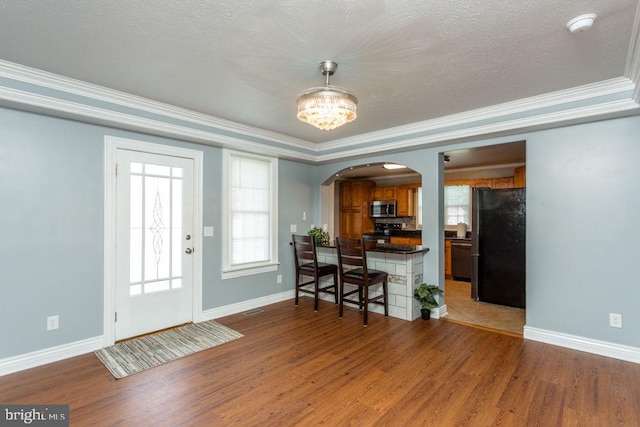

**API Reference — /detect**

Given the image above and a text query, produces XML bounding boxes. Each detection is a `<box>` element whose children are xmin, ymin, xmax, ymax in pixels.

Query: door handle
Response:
<box><xmin>185</xmin><ymin>248</ymin><xmax>193</xmax><ymax>254</ymax></box>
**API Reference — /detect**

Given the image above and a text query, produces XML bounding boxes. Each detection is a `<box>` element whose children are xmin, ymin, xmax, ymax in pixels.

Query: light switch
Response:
<box><xmin>203</xmin><ymin>226</ymin><xmax>214</xmax><ymax>237</ymax></box>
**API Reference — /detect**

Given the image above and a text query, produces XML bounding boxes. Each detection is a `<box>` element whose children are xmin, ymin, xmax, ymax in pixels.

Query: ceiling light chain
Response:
<box><xmin>296</xmin><ymin>61</ymin><xmax>358</xmax><ymax>131</ymax></box>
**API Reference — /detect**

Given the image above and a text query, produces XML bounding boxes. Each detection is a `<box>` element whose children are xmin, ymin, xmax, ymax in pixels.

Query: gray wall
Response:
<box><xmin>317</xmin><ymin>116</ymin><xmax>640</xmax><ymax>348</ymax></box>
<box><xmin>0</xmin><ymin>106</ymin><xmax>319</xmax><ymax>359</ymax></box>
<box><xmin>1</xmin><ymin>102</ymin><xmax>639</xmax><ymax>361</ymax></box>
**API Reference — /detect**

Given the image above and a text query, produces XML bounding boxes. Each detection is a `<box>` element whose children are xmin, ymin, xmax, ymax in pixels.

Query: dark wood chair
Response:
<box><xmin>336</xmin><ymin>237</ymin><xmax>389</xmax><ymax>326</ymax></box>
<box><xmin>292</xmin><ymin>234</ymin><xmax>339</xmax><ymax>311</ymax></box>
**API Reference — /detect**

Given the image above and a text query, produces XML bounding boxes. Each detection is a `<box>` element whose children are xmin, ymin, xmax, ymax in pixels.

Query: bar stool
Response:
<box><xmin>292</xmin><ymin>234</ymin><xmax>339</xmax><ymax>311</ymax></box>
<box><xmin>336</xmin><ymin>237</ymin><xmax>389</xmax><ymax>326</ymax></box>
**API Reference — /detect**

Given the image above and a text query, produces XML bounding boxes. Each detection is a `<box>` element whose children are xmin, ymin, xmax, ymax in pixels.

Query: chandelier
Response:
<box><xmin>296</xmin><ymin>61</ymin><xmax>358</xmax><ymax>131</ymax></box>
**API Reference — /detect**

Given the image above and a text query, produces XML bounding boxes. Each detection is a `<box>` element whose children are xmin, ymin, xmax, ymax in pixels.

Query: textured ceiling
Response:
<box><xmin>0</xmin><ymin>0</ymin><xmax>637</xmax><ymax>143</ymax></box>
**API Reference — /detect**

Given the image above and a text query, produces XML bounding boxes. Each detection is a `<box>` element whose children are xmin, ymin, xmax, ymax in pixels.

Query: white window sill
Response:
<box><xmin>221</xmin><ymin>262</ymin><xmax>279</xmax><ymax>279</ymax></box>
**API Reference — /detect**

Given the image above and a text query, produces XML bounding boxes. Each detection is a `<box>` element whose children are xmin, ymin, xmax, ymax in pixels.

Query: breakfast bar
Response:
<box><xmin>315</xmin><ymin>243</ymin><xmax>430</xmax><ymax>321</ymax></box>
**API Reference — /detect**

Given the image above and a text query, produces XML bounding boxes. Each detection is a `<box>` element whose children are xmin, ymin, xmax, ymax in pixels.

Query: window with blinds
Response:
<box><xmin>222</xmin><ymin>150</ymin><xmax>278</xmax><ymax>278</ymax></box>
<box><xmin>444</xmin><ymin>185</ymin><xmax>471</xmax><ymax>227</ymax></box>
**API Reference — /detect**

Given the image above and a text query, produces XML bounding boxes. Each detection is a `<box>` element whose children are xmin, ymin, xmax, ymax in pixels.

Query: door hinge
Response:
<box><xmin>115</xmin><ymin>312</ymin><xmax>118</xmax><ymax>322</ymax></box>
<box><xmin>115</xmin><ymin>163</ymin><xmax>119</xmax><ymax>175</ymax></box>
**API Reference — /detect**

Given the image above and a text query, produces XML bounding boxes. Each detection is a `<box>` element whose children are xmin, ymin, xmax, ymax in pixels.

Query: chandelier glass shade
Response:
<box><xmin>296</xmin><ymin>61</ymin><xmax>358</xmax><ymax>131</ymax></box>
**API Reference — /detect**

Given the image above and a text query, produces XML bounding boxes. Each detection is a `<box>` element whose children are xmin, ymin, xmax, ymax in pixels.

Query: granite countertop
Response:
<box><xmin>364</xmin><ymin>243</ymin><xmax>429</xmax><ymax>254</ymax></box>
<box><xmin>315</xmin><ymin>243</ymin><xmax>429</xmax><ymax>255</ymax></box>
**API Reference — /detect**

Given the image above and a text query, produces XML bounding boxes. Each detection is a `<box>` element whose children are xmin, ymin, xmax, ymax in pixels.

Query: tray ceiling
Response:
<box><xmin>0</xmin><ymin>1</ymin><xmax>638</xmax><ymax>145</ymax></box>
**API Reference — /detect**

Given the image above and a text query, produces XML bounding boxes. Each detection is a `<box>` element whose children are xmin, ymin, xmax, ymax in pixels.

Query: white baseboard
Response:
<box><xmin>432</xmin><ymin>304</ymin><xmax>448</xmax><ymax>319</ymax></box>
<box><xmin>0</xmin><ymin>336</ymin><xmax>104</xmax><ymax>377</ymax></box>
<box><xmin>524</xmin><ymin>326</ymin><xmax>640</xmax><ymax>364</ymax></box>
<box><xmin>200</xmin><ymin>290</ymin><xmax>295</xmax><ymax>321</ymax></box>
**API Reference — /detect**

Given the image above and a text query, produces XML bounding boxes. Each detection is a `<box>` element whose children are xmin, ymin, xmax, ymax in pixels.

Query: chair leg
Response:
<box><xmin>295</xmin><ymin>273</ymin><xmax>299</xmax><ymax>306</ymax></box>
<box><xmin>383</xmin><ymin>279</ymin><xmax>389</xmax><ymax>317</ymax></box>
<box><xmin>363</xmin><ymin>285</ymin><xmax>369</xmax><ymax>326</ymax></box>
<box><xmin>313</xmin><ymin>275</ymin><xmax>319</xmax><ymax>312</ymax></box>
<box><xmin>332</xmin><ymin>271</ymin><xmax>339</xmax><ymax>304</ymax></box>
<box><xmin>338</xmin><ymin>279</ymin><xmax>344</xmax><ymax>319</ymax></box>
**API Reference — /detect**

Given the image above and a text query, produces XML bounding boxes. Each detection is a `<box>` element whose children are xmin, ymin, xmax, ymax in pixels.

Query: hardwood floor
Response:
<box><xmin>444</xmin><ymin>279</ymin><xmax>526</xmax><ymax>336</ymax></box>
<box><xmin>1</xmin><ymin>298</ymin><xmax>639</xmax><ymax>425</ymax></box>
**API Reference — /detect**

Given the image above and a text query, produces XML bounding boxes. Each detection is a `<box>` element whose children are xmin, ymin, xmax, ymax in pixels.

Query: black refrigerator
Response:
<box><xmin>471</xmin><ymin>187</ymin><xmax>526</xmax><ymax>309</ymax></box>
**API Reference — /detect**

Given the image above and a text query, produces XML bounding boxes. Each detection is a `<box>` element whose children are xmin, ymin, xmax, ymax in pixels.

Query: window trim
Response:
<box><xmin>221</xmin><ymin>149</ymin><xmax>278</xmax><ymax>279</ymax></box>
<box><xmin>444</xmin><ymin>184</ymin><xmax>472</xmax><ymax>230</ymax></box>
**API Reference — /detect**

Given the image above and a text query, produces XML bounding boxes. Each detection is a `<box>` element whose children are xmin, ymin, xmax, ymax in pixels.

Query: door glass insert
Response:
<box><xmin>129</xmin><ymin>162</ymin><xmax>184</xmax><ymax>296</ymax></box>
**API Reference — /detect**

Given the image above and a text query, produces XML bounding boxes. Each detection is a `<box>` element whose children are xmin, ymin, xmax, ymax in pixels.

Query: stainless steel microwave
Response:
<box><xmin>370</xmin><ymin>200</ymin><xmax>397</xmax><ymax>218</ymax></box>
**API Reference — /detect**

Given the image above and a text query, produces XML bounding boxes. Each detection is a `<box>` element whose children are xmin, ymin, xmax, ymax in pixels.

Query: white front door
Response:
<box><xmin>115</xmin><ymin>149</ymin><xmax>195</xmax><ymax>340</ymax></box>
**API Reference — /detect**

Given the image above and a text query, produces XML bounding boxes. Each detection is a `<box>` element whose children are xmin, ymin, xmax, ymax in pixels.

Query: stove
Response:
<box><xmin>374</xmin><ymin>223</ymin><xmax>402</xmax><ymax>236</ymax></box>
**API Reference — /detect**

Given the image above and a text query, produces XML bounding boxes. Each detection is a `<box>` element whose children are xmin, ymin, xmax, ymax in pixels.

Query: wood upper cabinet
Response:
<box><xmin>342</xmin><ymin>180</ymin><xmax>372</xmax><ymax>209</ymax></box>
<box><xmin>513</xmin><ymin>166</ymin><xmax>526</xmax><ymax>188</ymax></box>
<box><xmin>339</xmin><ymin>180</ymin><xmax>374</xmax><ymax>238</ymax></box>
<box><xmin>492</xmin><ymin>177</ymin><xmax>514</xmax><ymax>189</ymax></box>
<box><xmin>396</xmin><ymin>184</ymin><xmax>414</xmax><ymax>217</ymax></box>
<box><xmin>371</xmin><ymin>186</ymin><xmax>396</xmax><ymax>200</ymax></box>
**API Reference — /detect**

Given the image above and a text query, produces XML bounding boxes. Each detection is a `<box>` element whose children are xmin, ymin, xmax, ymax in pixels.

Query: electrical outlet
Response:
<box><xmin>277</xmin><ymin>274</ymin><xmax>283</xmax><ymax>284</ymax></box>
<box><xmin>47</xmin><ymin>315</ymin><xmax>59</xmax><ymax>331</ymax></box>
<box><xmin>609</xmin><ymin>313</ymin><xmax>622</xmax><ymax>328</ymax></box>
<box><xmin>290</xmin><ymin>224</ymin><xmax>297</xmax><ymax>233</ymax></box>
<box><xmin>203</xmin><ymin>226</ymin><xmax>214</xmax><ymax>237</ymax></box>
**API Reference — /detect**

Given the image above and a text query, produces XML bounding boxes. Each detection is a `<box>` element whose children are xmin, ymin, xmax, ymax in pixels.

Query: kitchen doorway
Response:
<box><xmin>442</xmin><ymin>141</ymin><xmax>526</xmax><ymax>335</ymax></box>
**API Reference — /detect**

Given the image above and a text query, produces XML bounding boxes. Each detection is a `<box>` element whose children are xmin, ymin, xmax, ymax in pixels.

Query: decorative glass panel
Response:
<box><xmin>128</xmin><ymin>161</ymin><xmax>185</xmax><ymax>294</ymax></box>
<box><xmin>130</xmin><ymin>229</ymin><xmax>142</xmax><ymax>283</ymax></box>
<box><xmin>145</xmin><ymin>280</ymin><xmax>170</xmax><ymax>293</ymax></box>
<box><xmin>145</xmin><ymin>163</ymin><xmax>171</xmax><ymax>176</ymax></box>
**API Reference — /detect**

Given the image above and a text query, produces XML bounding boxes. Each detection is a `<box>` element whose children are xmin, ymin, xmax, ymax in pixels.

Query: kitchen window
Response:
<box><xmin>222</xmin><ymin>149</ymin><xmax>278</xmax><ymax>278</ymax></box>
<box><xmin>444</xmin><ymin>185</ymin><xmax>471</xmax><ymax>227</ymax></box>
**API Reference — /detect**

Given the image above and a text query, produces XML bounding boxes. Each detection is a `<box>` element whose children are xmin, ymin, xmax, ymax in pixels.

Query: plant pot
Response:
<box><xmin>421</xmin><ymin>308</ymin><xmax>431</xmax><ymax>320</ymax></box>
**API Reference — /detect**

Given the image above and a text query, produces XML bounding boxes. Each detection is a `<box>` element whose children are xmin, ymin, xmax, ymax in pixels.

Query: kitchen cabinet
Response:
<box><xmin>371</xmin><ymin>186</ymin><xmax>396</xmax><ymax>200</ymax></box>
<box><xmin>513</xmin><ymin>166</ymin><xmax>526</xmax><ymax>188</ymax></box>
<box><xmin>492</xmin><ymin>177</ymin><xmax>514</xmax><ymax>189</ymax></box>
<box><xmin>396</xmin><ymin>184</ymin><xmax>414</xmax><ymax>217</ymax></box>
<box><xmin>445</xmin><ymin>239</ymin><xmax>452</xmax><ymax>277</ymax></box>
<box><xmin>445</xmin><ymin>177</ymin><xmax>515</xmax><ymax>189</ymax></box>
<box><xmin>390</xmin><ymin>236</ymin><xmax>422</xmax><ymax>245</ymax></box>
<box><xmin>340</xmin><ymin>180</ymin><xmax>374</xmax><ymax>238</ymax></box>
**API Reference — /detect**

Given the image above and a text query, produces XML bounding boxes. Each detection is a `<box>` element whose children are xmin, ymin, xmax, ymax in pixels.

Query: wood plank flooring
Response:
<box><xmin>444</xmin><ymin>279</ymin><xmax>526</xmax><ymax>336</ymax></box>
<box><xmin>1</xmin><ymin>298</ymin><xmax>639</xmax><ymax>426</ymax></box>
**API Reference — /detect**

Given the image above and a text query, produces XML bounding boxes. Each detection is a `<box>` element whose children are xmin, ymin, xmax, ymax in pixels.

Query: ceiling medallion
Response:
<box><xmin>296</xmin><ymin>61</ymin><xmax>358</xmax><ymax>131</ymax></box>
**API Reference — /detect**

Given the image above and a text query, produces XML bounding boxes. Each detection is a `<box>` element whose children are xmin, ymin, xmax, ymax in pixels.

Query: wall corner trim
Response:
<box><xmin>524</xmin><ymin>326</ymin><xmax>640</xmax><ymax>364</ymax></box>
<box><xmin>0</xmin><ymin>336</ymin><xmax>104</xmax><ymax>377</ymax></box>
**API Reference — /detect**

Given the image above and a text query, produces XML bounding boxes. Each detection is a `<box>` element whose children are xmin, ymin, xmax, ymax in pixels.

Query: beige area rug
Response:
<box><xmin>95</xmin><ymin>320</ymin><xmax>244</xmax><ymax>379</ymax></box>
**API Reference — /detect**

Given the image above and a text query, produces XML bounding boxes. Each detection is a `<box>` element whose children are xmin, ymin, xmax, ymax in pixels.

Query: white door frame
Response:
<box><xmin>103</xmin><ymin>136</ymin><xmax>204</xmax><ymax>346</ymax></box>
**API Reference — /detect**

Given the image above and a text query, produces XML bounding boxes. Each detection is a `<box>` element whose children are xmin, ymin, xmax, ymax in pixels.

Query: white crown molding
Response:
<box><xmin>320</xmin><ymin>77</ymin><xmax>636</xmax><ymax>152</ymax></box>
<box><xmin>0</xmin><ymin>336</ymin><xmax>103</xmax><ymax>377</ymax></box>
<box><xmin>626</xmin><ymin>1</ymin><xmax>640</xmax><ymax>103</ymax></box>
<box><xmin>0</xmin><ymin>84</ymin><xmax>317</xmax><ymax>163</ymax></box>
<box><xmin>0</xmin><ymin>59</ymin><xmax>316</xmax><ymax>151</ymax></box>
<box><xmin>0</xmin><ymin>59</ymin><xmax>638</xmax><ymax>163</ymax></box>
<box><xmin>316</xmin><ymin>97</ymin><xmax>639</xmax><ymax>162</ymax></box>
<box><xmin>524</xmin><ymin>326</ymin><xmax>640</xmax><ymax>364</ymax></box>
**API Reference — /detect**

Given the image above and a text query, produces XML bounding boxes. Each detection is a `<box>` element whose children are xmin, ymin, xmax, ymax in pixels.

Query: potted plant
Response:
<box><xmin>308</xmin><ymin>227</ymin><xmax>330</xmax><ymax>247</ymax></box>
<box><xmin>413</xmin><ymin>283</ymin><xmax>443</xmax><ymax>320</ymax></box>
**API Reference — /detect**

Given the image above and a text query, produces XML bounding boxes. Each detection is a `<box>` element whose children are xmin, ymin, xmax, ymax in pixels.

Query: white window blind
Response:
<box><xmin>444</xmin><ymin>185</ymin><xmax>470</xmax><ymax>226</ymax></box>
<box><xmin>223</xmin><ymin>150</ymin><xmax>278</xmax><ymax>278</ymax></box>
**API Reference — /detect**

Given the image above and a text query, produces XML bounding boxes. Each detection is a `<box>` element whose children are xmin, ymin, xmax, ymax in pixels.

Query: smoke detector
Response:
<box><xmin>566</xmin><ymin>14</ymin><xmax>597</xmax><ymax>33</ymax></box>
